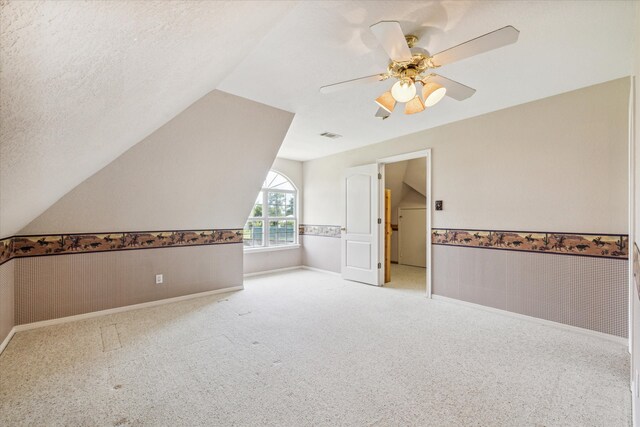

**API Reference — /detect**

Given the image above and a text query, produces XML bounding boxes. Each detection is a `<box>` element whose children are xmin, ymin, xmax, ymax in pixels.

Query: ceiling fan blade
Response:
<box><xmin>423</xmin><ymin>74</ymin><xmax>476</xmax><ymax>101</ymax></box>
<box><xmin>370</xmin><ymin>21</ymin><xmax>413</xmax><ymax>62</ymax></box>
<box><xmin>431</xmin><ymin>26</ymin><xmax>519</xmax><ymax>67</ymax></box>
<box><xmin>320</xmin><ymin>74</ymin><xmax>387</xmax><ymax>94</ymax></box>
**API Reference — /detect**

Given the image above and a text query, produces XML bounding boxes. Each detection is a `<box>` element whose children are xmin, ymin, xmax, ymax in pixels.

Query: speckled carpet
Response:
<box><xmin>385</xmin><ymin>263</ymin><xmax>426</xmax><ymax>294</ymax></box>
<box><xmin>0</xmin><ymin>269</ymin><xmax>631</xmax><ymax>426</ymax></box>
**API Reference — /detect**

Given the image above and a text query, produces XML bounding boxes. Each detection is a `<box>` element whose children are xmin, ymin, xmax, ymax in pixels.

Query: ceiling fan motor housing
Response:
<box><xmin>388</xmin><ymin>53</ymin><xmax>431</xmax><ymax>83</ymax></box>
<box><xmin>320</xmin><ymin>22</ymin><xmax>516</xmax><ymax>116</ymax></box>
<box><xmin>386</xmin><ymin>37</ymin><xmax>435</xmax><ymax>84</ymax></box>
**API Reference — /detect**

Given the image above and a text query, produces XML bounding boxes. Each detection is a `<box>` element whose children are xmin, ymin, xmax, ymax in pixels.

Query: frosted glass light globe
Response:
<box><xmin>391</xmin><ymin>80</ymin><xmax>416</xmax><ymax>103</ymax></box>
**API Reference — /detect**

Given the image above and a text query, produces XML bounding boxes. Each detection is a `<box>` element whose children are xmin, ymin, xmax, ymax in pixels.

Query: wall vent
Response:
<box><xmin>319</xmin><ymin>132</ymin><xmax>342</xmax><ymax>139</ymax></box>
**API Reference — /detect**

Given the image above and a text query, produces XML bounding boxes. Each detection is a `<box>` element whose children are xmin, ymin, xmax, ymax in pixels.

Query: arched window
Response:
<box><xmin>244</xmin><ymin>170</ymin><xmax>297</xmax><ymax>249</ymax></box>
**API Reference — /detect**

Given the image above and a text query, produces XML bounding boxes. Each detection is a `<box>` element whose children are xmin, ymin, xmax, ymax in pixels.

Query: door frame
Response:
<box><xmin>377</xmin><ymin>149</ymin><xmax>432</xmax><ymax>297</ymax></box>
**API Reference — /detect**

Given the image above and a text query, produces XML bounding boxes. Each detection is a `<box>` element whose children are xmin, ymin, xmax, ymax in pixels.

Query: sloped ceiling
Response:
<box><xmin>384</xmin><ymin>161</ymin><xmax>408</xmax><ymax>209</ymax></box>
<box><xmin>385</xmin><ymin>159</ymin><xmax>426</xmax><ymax>214</ymax></box>
<box><xmin>403</xmin><ymin>158</ymin><xmax>426</xmax><ymax>198</ymax></box>
<box><xmin>0</xmin><ymin>0</ymin><xmax>296</xmax><ymax>237</ymax></box>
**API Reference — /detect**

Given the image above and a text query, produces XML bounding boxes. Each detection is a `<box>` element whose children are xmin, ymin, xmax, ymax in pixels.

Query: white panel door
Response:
<box><xmin>341</xmin><ymin>164</ymin><xmax>380</xmax><ymax>285</ymax></box>
<box><xmin>398</xmin><ymin>208</ymin><xmax>427</xmax><ymax>268</ymax></box>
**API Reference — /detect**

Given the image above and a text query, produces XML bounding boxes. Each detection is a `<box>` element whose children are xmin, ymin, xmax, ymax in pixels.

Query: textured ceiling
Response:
<box><xmin>218</xmin><ymin>1</ymin><xmax>636</xmax><ymax>161</ymax></box>
<box><xmin>0</xmin><ymin>0</ymin><xmax>296</xmax><ymax>237</ymax></box>
<box><xmin>0</xmin><ymin>1</ymin><xmax>636</xmax><ymax>238</ymax></box>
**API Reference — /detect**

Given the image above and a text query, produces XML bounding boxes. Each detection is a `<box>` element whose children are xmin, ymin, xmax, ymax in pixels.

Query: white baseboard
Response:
<box><xmin>301</xmin><ymin>266</ymin><xmax>341</xmax><ymax>276</ymax></box>
<box><xmin>6</xmin><ymin>285</ymin><xmax>244</xmax><ymax>340</ymax></box>
<box><xmin>243</xmin><ymin>266</ymin><xmax>302</xmax><ymax>277</ymax></box>
<box><xmin>243</xmin><ymin>265</ymin><xmax>342</xmax><ymax>278</ymax></box>
<box><xmin>0</xmin><ymin>327</ymin><xmax>16</xmax><ymax>355</ymax></box>
<box><xmin>431</xmin><ymin>294</ymin><xmax>628</xmax><ymax>346</ymax></box>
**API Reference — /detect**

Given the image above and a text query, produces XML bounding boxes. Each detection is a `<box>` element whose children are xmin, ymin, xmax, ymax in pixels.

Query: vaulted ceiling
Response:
<box><xmin>0</xmin><ymin>1</ymin><xmax>636</xmax><ymax>237</ymax></box>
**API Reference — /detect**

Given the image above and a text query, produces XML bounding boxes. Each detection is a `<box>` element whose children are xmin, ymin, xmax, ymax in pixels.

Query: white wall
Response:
<box><xmin>20</xmin><ymin>90</ymin><xmax>293</xmax><ymax>234</ymax></box>
<box><xmin>243</xmin><ymin>157</ymin><xmax>304</xmax><ymax>274</ymax></box>
<box><xmin>304</xmin><ymin>78</ymin><xmax>629</xmax><ymax>234</ymax></box>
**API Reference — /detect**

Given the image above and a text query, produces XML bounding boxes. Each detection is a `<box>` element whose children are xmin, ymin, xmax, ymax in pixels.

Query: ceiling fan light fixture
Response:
<box><xmin>422</xmin><ymin>82</ymin><xmax>447</xmax><ymax>107</ymax></box>
<box><xmin>375</xmin><ymin>107</ymin><xmax>390</xmax><ymax>120</ymax></box>
<box><xmin>404</xmin><ymin>96</ymin><xmax>425</xmax><ymax>115</ymax></box>
<box><xmin>375</xmin><ymin>91</ymin><xmax>396</xmax><ymax>113</ymax></box>
<box><xmin>391</xmin><ymin>80</ymin><xmax>416</xmax><ymax>103</ymax></box>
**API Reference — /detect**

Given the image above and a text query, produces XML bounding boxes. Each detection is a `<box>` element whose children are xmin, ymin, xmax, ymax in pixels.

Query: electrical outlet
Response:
<box><xmin>155</xmin><ymin>274</ymin><xmax>163</xmax><ymax>284</ymax></box>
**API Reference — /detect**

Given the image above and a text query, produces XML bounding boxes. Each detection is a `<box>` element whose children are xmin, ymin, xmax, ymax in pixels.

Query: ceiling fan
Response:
<box><xmin>320</xmin><ymin>22</ymin><xmax>519</xmax><ymax>119</ymax></box>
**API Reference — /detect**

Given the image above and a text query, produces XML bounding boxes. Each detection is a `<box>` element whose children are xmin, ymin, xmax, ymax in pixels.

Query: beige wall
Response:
<box><xmin>384</xmin><ymin>159</ymin><xmax>427</xmax><ymax>262</ymax></box>
<box><xmin>304</xmin><ymin>78</ymin><xmax>630</xmax><ymax>234</ymax></box>
<box><xmin>434</xmin><ymin>245</ymin><xmax>627</xmax><ymax>337</ymax></box>
<box><xmin>301</xmin><ymin>78</ymin><xmax>630</xmax><ymax>334</ymax></box>
<box><xmin>244</xmin><ymin>248</ymin><xmax>302</xmax><ymax>275</ymax></box>
<box><xmin>243</xmin><ymin>157</ymin><xmax>304</xmax><ymax>274</ymax></box>
<box><xmin>21</xmin><ymin>90</ymin><xmax>294</xmax><ymax>234</ymax></box>
<box><xmin>3</xmin><ymin>91</ymin><xmax>293</xmax><ymax>335</ymax></box>
<box><xmin>14</xmin><ymin>245</ymin><xmax>241</xmax><ymax>325</ymax></box>
<box><xmin>301</xmin><ymin>235</ymin><xmax>341</xmax><ymax>273</ymax></box>
<box><xmin>392</xmin><ymin>189</ymin><xmax>426</xmax><ymax>263</ymax></box>
<box><xmin>631</xmin><ymin>2</ymin><xmax>640</xmax><ymax>425</ymax></box>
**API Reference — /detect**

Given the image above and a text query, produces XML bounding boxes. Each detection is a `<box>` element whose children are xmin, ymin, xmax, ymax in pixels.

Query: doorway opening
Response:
<box><xmin>339</xmin><ymin>149</ymin><xmax>431</xmax><ymax>295</ymax></box>
<box><xmin>378</xmin><ymin>150</ymin><xmax>431</xmax><ymax>297</ymax></box>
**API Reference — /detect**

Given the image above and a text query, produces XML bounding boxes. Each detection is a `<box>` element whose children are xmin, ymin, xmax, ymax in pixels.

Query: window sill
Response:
<box><xmin>243</xmin><ymin>244</ymin><xmax>301</xmax><ymax>254</ymax></box>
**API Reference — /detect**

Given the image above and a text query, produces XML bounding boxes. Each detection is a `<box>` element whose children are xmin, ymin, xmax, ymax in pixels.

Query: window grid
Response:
<box><xmin>244</xmin><ymin>172</ymin><xmax>297</xmax><ymax>249</ymax></box>
<box><xmin>242</xmin><ymin>220</ymin><xmax>264</xmax><ymax>247</ymax></box>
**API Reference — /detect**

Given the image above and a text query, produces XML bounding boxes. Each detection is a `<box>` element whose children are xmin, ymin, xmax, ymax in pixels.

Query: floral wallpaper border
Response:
<box><xmin>0</xmin><ymin>229</ymin><xmax>243</xmax><ymax>266</ymax></box>
<box><xmin>432</xmin><ymin>228</ymin><xmax>628</xmax><ymax>260</ymax></box>
<box><xmin>299</xmin><ymin>225</ymin><xmax>341</xmax><ymax>238</ymax></box>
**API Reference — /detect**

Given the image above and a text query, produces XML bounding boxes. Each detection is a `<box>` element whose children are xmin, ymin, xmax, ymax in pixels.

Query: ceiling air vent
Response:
<box><xmin>320</xmin><ymin>131</ymin><xmax>342</xmax><ymax>139</ymax></box>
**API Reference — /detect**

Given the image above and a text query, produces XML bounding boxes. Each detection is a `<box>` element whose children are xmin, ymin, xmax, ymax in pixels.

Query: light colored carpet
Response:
<box><xmin>0</xmin><ymin>269</ymin><xmax>631</xmax><ymax>426</ymax></box>
<box><xmin>385</xmin><ymin>264</ymin><xmax>426</xmax><ymax>294</ymax></box>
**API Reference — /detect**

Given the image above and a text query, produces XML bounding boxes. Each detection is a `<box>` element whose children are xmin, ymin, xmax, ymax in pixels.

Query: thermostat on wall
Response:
<box><xmin>435</xmin><ymin>200</ymin><xmax>443</xmax><ymax>211</ymax></box>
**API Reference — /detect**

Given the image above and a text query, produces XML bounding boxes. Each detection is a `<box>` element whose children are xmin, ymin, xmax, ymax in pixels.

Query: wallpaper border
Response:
<box><xmin>299</xmin><ymin>224</ymin><xmax>341</xmax><ymax>238</ymax></box>
<box><xmin>0</xmin><ymin>229</ymin><xmax>243</xmax><ymax>266</ymax></box>
<box><xmin>298</xmin><ymin>225</ymin><xmax>628</xmax><ymax>259</ymax></box>
<box><xmin>432</xmin><ymin>228</ymin><xmax>628</xmax><ymax>260</ymax></box>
